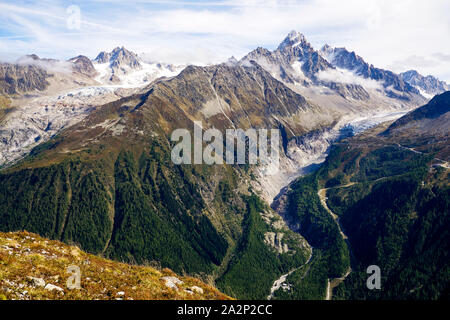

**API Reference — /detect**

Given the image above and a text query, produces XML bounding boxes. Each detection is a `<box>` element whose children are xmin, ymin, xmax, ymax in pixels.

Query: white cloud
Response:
<box><xmin>317</xmin><ymin>68</ymin><xmax>383</xmax><ymax>90</ymax></box>
<box><xmin>16</xmin><ymin>56</ymin><xmax>73</xmax><ymax>74</ymax></box>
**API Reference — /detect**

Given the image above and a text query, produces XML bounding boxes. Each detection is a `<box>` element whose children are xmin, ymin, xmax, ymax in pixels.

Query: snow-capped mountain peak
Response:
<box><xmin>109</xmin><ymin>46</ymin><xmax>141</xmax><ymax>69</ymax></box>
<box><xmin>278</xmin><ymin>30</ymin><xmax>309</xmax><ymax>50</ymax></box>
<box><xmin>92</xmin><ymin>47</ymin><xmax>184</xmax><ymax>86</ymax></box>
<box><xmin>94</xmin><ymin>46</ymin><xmax>141</xmax><ymax>76</ymax></box>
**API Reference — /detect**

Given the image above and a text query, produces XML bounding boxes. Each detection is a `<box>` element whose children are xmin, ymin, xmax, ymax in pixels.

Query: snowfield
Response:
<box><xmin>93</xmin><ymin>61</ymin><xmax>184</xmax><ymax>88</ymax></box>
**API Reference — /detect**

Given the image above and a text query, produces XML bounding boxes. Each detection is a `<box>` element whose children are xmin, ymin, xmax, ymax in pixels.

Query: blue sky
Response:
<box><xmin>1</xmin><ymin>0</ymin><xmax>449</xmax><ymax>82</ymax></box>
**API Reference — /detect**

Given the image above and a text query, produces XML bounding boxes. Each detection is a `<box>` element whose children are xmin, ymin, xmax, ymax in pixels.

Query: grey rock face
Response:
<box><xmin>400</xmin><ymin>70</ymin><xmax>450</xmax><ymax>96</ymax></box>
<box><xmin>0</xmin><ymin>63</ymin><xmax>50</xmax><ymax>95</ymax></box>
<box><xmin>94</xmin><ymin>51</ymin><xmax>111</xmax><ymax>64</ymax></box>
<box><xmin>326</xmin><ymin>82</ymin><xmax>370</xmax><ymax>100</ymax></box>
<box><xmin>68</xmin><ymin>55</ymin><xmax>98</xmax><ymax>77</ymax></box>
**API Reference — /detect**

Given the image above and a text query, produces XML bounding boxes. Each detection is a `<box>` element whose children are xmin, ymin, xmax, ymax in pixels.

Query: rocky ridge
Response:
<box><xmin>400</xmin><ymin>70</ymin><xmax>450</xmax><ymax>97</ymax></box>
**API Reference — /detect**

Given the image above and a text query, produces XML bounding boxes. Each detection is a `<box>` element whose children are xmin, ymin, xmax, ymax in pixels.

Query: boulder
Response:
<box><xmin>190</xmin><ymin>286</ymin><xmax>204</xmax><ymax>294</ymax></box>
<box><xmin>161</xmin><ymin>276</ymin><xmax>183</xmax><ymax>290</ymax></box>
<box><xmin>44</xmin><ymin>283</ymin><xmax>64</xmax><ymax>293</ymax></box>
<box><xmin>27</xmin><ymin>276</ymin><xmax>45</xmax><ymax>288</ymax></box>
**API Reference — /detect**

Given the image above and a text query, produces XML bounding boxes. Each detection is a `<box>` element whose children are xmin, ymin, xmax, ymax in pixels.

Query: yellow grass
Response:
<box><xmin>0</xmin><ymin>231</ymin><xmax>232</xmax><ymax>300</ymax></box>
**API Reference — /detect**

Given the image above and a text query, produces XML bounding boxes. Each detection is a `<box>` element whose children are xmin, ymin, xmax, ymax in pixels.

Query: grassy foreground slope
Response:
<box><xmin>0</xmin><ymin>231</ymin><xmax>231</xmax><ymax>300</ymax></box>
